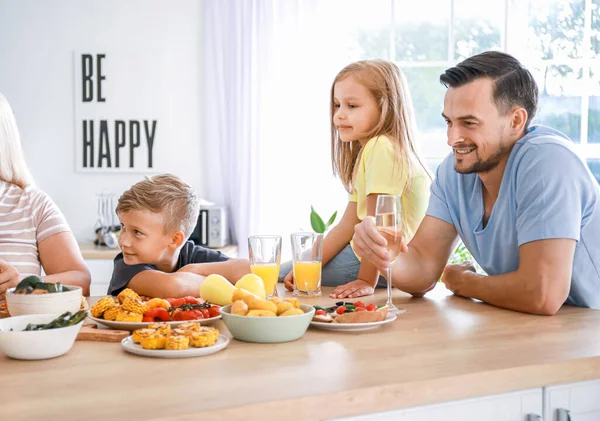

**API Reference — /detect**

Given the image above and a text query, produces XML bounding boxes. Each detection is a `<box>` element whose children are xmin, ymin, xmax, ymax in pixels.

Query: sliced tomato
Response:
<box><xmin>353</xmin><ymin>301</ymin><xmax>365</xmax><ymax>308</ymax></box>
<box><xmin>315</xmin><ymin>309</ymin><xmax>327</xmax><ymax>316</ymax></box>
<box><xmin>366</xmin><ymin>303</ymin><xmax>377</xmax><ymax>311</ymax></box>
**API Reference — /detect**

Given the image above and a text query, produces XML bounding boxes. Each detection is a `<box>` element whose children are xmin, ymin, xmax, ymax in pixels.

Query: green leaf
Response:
<box><xmin>326</xmin><ymin>211</ymin><xmax>338</xmax><ymax>228</ymax></box>
<box><xmin>310</xmin><ymin>210</ymin><xmax>326</xmax><ymax>233</ymax></box>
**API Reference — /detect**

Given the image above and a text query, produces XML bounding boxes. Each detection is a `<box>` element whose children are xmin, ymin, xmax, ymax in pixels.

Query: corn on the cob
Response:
<box><xmin>165</xmin><ymin>335</ymin><xmax>189</xmax><ymax>350</ymax></box>
<box><xmin>91</xmin><ymin>296</ymin><xmax>117</xmax><ymax>318</ymax></box>
<box><xmin>115</xmin><ymin>309</ymin><xmax>143</xmax><ymax>322</ymax></box>
<box><xmin>103</xmin><ymin>306</ymin><xmax>121</xmax><ymax>321</ymax></box>
<box><xmin>189</xmin><ymin>327</ymin><xmax>219</xmax><ymax>348</ymax></box>
<box><xmin>148</xmin><ymin>322</ymin><xmax>171</xmax><ymax>335</ymax></box>
<box><xmin>132</xmin><ymin>328</ymin><xmax>156</xmax><ymax>344</ymax></box>
<box><xmin>117</xmin><ymin>288</ymin><xmax>141</xmax><ymax>304</ymax></box>
<box><xmin>121</xmin><ymin>297</ymin><xmax>147</xmax><ymax>315</ymax></box>
<box><xmin>140</xmin><ymin>334</ymin><xmax>166</xmax><ymax>350</ymax></box>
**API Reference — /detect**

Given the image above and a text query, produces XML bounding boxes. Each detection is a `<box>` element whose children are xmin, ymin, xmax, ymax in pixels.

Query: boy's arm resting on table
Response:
<box><xmin>127</xmin><ymin>270</ymin><xmax>206</xmax><ymax>298</ymax></box>
<box><xmin>128</xmin><ymin>259</ymin><xmax>251</xmax><ymax>298</ymax></box>
<box><xmin>177</xmin><ymin>258</ymin><xmax>251</xmax><ymax>283</ymax></box>
<box><xmin>38</xmin><ymin>232</ymin><xmax>92</xmax><ymax>296</ymax></box>
<box><xmin>442</xmin><ymin>238</ymin><xmax>574</xmax><ymax>315</ymax></box>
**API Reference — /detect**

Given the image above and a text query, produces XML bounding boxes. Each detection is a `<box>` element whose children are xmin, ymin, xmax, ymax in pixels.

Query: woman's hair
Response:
<box><xmin>330</xmin><ymin>60</ymin><xmax>429</xmax><ymax>192</ymax></box>
<box><xmin>0</xmin><ymin>93</ymin><xmax>34</xmax><ymax>188</ymax></box>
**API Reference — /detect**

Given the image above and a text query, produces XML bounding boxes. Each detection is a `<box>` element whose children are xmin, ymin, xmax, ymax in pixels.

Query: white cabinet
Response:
<box><xmin>85</xmin><ymin>259</ymin><xmax>114</xmax><ymax>296</ymax></box>
<box><xmin>544</xmin><ymin>379</ymin><xmax>600</xmax><ymax>421</ymax></box>
<box><xmin>330</xmin><ymin>389</ymin><xmax>543</xmax><ymax>421</ymax></box>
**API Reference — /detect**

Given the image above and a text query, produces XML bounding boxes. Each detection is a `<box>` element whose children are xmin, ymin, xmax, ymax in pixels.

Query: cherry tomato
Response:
<box><xmin>183</xmin><ymin>296</ymin><xmax>201</xmax><ymax>305</ymax></box>
<box><xmin>187</xmin><ymin>309</ymin><xmax>203</xmax><ymax>320</ymax></box>
<box><xmin>173</xmin><ymin>309</ymin><xmax>203</xmax><ymax>321</ymax></box>
<box><xmin>355</xmin><ymin>307</ymin><xmax>367</xmax><ymax>312</ymax></box>
<box><xmin>200</xmin><ymin>308</ymin><xmax>210</xmax><ymax>319</ymax></box>
<box><xmin>167</xmin><ymin>298</ymin><xmax>186</xmax><ymax>308</ymax></box>
<box><xmin>315</xmin><ymin>309</ymin><xmax>327</xmax><ymax>316</ymax></box>
<box><xmin>354</xmin><ymin>301</ymin><xmax>365</xmax><ymax>308</ymax></box>
<box><xmin>336</xmin><ymin>306</ymin><xmax>347</xmax><ymax>315</ymax></box>
<box><xmin>144</xmin><ymin>307</ymin><xmax>171</xmax><ymax>321</ymax></box>
<box><xmin>207</xmin><ymin>306</ymin><xmax>221</xmax><ymax>318</ymax></box>
<box><xmin>366</xmin><ymin>304</ymin><xmax>377</xmax><ymax>311</ymax></box>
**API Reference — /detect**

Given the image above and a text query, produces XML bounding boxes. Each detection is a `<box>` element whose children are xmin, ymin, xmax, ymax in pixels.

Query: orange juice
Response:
<box><xmin>293</xmin><ymin>261</ymin><xmax>322</xmax><ymax>294</ymax></box>
<box><xmin>250</xmin><ymin>263</ymin><xmax>280</xmax><ymax>297</ymax></box>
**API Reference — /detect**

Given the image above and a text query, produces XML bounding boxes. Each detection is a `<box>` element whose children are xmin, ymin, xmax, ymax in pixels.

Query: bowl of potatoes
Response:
<box><xmin>220</xmin><ymin>290</ymin><xmax>314</xmax><ymax>343</ymax></box>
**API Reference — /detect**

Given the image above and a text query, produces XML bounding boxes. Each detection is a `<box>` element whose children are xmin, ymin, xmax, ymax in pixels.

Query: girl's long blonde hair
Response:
<box><xmin>330</xmin><ymin>60</ymin><xmax>429</xmax><ymax>193</ymax></box>
<box><xmin>0</xmin><ymin>93</ymin><xmax>33</xmax><ymax>188</ymax></box>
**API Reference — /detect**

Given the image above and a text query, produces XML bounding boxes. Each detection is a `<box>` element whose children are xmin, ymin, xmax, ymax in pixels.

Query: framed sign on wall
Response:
<box><xmin>73</xmin><ymin>50</ymin><xmax>171</xmax><ymax>173</ymax></box>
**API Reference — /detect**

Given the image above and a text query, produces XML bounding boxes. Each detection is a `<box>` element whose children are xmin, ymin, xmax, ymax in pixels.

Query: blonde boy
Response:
<box><xmin>107</xmin><ymin>174</ymin><xmax>249</xmax><ymax>298</ymax></box>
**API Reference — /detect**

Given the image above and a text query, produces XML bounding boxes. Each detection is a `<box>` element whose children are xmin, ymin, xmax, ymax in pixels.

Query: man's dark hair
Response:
<box><xmin>440</xmin><ymin>51</ymin><xmax>538</xmax><ymax>129</ymax></box>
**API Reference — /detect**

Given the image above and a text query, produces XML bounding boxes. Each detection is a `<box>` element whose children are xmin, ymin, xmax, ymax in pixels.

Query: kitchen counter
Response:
<box><xmin>2</xmin><ymin>285</ymin><xmax>600</xmax><ymax>421</ymax></box>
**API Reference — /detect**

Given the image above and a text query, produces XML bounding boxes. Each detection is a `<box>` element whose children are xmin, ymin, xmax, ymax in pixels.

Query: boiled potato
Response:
<box><xmin>248</xmin><ymin>298</ymin><xmax>277</xmax><ymax>314</ymax></box>
<box><xmin>276</xmin><ymin>301</ymin><xmax>294</xmax><ymax>315</ymax></box>
<box><xmin>280</xmin><ymin>308</ymin><xmax>304</xmax><ymax>317</ymax></box>
<box><xmin>232</xmin><ymin>288</ymin><xmax>261</xmax><ymax>306</ymax></box>
<box><xmin>283</xmin><ymin>298</ymin><xmax>300</xmax><ymax>309</ymax></box>
<box><xmin>246</xmin><ymin>310</ymin><xmax>277</xmax><ymax>317</ymax></box>
<box><xmin>231</xmin><ymin>300</ymin><xmax>249</xmax><ymax>316</ymax></box>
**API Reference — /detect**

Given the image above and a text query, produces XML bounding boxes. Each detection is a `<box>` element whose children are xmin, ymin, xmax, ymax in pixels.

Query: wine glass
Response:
<box><xmin>375</xmin><ymin>195</ymin><xmax>404</xmax><ymax>314</ymax></box>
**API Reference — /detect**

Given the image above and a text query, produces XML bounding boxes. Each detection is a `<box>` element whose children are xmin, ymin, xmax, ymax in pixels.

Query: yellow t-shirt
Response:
<box><xmin>350</xmin><ymin>135</ymin><xmax>431</xmax><ymax>252</ymax></box>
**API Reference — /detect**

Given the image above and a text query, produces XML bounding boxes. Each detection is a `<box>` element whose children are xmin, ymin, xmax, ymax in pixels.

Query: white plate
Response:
<box><xmin>310</xmin><ymin>312</ymin><xmax>398</xmax><ymax>332</ymax></box>
<box><xmin>88</xmin><ymin>314</ymin><xmax>221</xmax><ymax>331</ymax></box>
<box><xmin>121</xmin><ymin>334</ymin><xmax>229</xmax><ymax>358</ymax></box>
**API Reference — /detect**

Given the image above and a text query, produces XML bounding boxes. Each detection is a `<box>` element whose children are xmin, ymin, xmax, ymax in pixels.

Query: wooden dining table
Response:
<box><xmin>2</xmin><ymin>284</ymin><xmax>600</xmax><ymax>421</ymax></box>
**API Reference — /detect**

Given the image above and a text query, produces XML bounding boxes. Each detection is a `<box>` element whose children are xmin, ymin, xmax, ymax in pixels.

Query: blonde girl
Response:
<box><xmin>282</xmin><ymin>60</ymin><xmax>431</xmax><ymax>299</ymax></box>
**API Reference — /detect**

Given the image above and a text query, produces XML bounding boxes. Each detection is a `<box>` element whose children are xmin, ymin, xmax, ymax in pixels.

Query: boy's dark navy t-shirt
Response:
<box><xmin>107</xmin><ymin>240</ymin><xmax>230</xmax><ymax>296</ymax></box>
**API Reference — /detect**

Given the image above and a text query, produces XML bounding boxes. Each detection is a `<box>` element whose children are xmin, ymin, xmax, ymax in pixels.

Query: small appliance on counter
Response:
<box><xmin>190</xmin><ymin>204</ymin><xmax>229</xmax><ymax>248</ymax></box>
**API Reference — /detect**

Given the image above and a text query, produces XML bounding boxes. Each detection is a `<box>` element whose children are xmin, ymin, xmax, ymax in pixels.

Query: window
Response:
<box><xmin>345</xmin><ymin>0</ymin><xmax>600</xmax><ymax>183</ymax></box>
<box><xmin>246</xmin><ymin>0</ymin><xmax>599</xmax><ymax>258</ymax></box>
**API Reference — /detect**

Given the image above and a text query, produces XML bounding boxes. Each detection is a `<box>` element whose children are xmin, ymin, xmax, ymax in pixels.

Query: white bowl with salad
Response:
<box><xmin>5</xmin><ymin>276</ymin><xmax>83</xmax><ymax>317</ymax></box>
<box><xmin>0</xmin><ymin>312</ymin><xmax>86</xmax><ymax>360</ymax></box>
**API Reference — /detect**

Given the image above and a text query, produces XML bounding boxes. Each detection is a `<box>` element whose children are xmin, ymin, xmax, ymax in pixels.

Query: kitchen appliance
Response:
<box><xmin>190</xmin><ymin>205</ymin><xmax>229</xmax><ymax>248</ymax></box>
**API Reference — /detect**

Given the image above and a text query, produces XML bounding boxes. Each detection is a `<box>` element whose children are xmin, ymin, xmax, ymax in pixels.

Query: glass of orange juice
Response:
<box><xmin>248</xmin><ymin>235</ymin><xmax>282</xmax><ymax>298</ymax></box>
<box><xmin>291</xmin><ymin>232</ymin><xmax>324</xmax><ymax>297</ymax></box>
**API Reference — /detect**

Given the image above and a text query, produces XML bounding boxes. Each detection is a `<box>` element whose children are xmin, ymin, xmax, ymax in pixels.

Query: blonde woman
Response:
<box><xmin>282</xmin><ymin>60</ymin><xmax>431</xmax><ymax>299</ymax></box>
<box><xmin>0</xmin><ymin>93</ymin><xmax>91</xmax><ymax>296</ymax></box>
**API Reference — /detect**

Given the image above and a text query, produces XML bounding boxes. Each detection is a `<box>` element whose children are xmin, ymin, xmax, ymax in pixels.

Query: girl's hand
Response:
<box><xmin>330</xmin><ymin>279</ymin><xmax>375</xmax><ymax>299</ymax></box>
<box><xmin>283</xmin><ymin>271</ymin><xmax>294</xmax><ymax>291</ymax></box>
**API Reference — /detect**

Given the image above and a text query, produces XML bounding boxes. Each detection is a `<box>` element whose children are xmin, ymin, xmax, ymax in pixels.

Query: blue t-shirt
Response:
<box><xmin>427</xmin><ymin>125</ymin><xmax>600</xmax><ymax>308</ymax></box>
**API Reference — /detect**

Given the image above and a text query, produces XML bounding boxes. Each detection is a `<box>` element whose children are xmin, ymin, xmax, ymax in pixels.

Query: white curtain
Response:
<box><xmin>201</xmin><ymin>0</ymin><xmax>370</xmax><ymax>257</ymax></box>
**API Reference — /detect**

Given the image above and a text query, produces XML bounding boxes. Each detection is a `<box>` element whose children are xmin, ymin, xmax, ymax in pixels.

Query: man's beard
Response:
<box><xmin>454</xmin><ymin>144</ymin><xmax>511</xmax><ymax>174</ymax></box>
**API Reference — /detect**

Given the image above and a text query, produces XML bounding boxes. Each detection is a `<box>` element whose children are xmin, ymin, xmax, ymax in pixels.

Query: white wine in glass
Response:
<box><xmin>375</xmin><ymin>195</ymin><xmax>403</xmax><ymax>314</ymax></box>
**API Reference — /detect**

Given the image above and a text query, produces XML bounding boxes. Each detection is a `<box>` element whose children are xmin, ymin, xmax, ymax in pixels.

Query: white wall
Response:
<box><xmin>0</xmin><ymin>0</ymin><xmax>203</xmax><ymax>241</ymax></box>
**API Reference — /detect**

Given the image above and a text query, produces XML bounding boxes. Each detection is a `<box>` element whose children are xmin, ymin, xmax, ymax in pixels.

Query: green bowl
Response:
<box><xmin>220</xmin><ymin>304</ymin><xmax>315</xmax><ymax>343</ymax></box>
